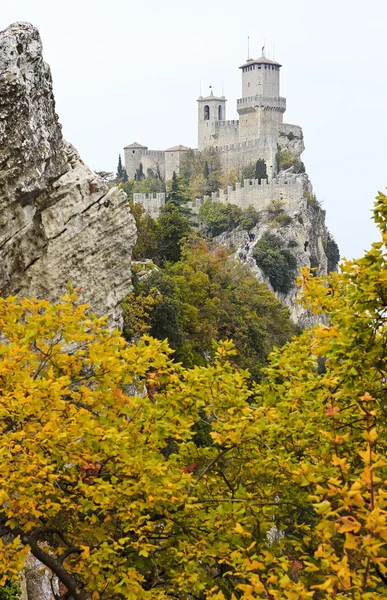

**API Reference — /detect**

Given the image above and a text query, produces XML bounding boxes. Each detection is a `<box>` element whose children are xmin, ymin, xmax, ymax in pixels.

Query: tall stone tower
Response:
<box><xmin>197</xmin><ymin>90</ymin><xmax>227</xmax><ymax>149</ymax></box>
<box><xmin>237</xmin><ymin>55</ymin><xmax>286</xmax><ymax>142</ymax></box>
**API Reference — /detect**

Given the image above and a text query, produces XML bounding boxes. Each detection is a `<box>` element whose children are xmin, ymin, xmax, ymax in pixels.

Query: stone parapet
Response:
<box><xmin>237</xmin><ymin>95</ymin><xmax>286</xmax><ymax>112</ymax></box>
<box><xmin>133</xmin><ymin>177</ymin><xmax>306</xmax><ymax>219</ymax></box>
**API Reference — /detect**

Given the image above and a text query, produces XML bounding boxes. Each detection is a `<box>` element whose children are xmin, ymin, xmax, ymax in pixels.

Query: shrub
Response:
<box><xmin>271</xmin><ymin>213</ymin><xmax>292</xmax><ymax>227</ymax></box>
<box><xmin>199</xmin><ymin>200</ymin><xmax>259</xmax><ymax>236</ymax></box>
<box><xmin>0</xmin><ymin>582</ymin><xmax>20</xmax><ymax>600</ymax></box>
<box><xmin>253</xmin><ymin>232</ymin><xmax>298</xmax><ymax>294</ymax></box>
<box><xmin>325</xmin><ymin>234</ymin><xmax>340</xmax><ymax>272</ymax></box>
<box><xmin>305</xmin><ymin>191</ymin><xmax>320</xmax><ymax>209</ymax></box>
<box><xmin>238</xmin><ymin>205</ymin><xmax>259</xmax><ymax>230</ymax></box>
<box><xmin>268</xmin><ymin>198</ymin><xmax>285</xmax><ymax>216</ymax></box>
<box><xmin>277</xmin><ymin>150</ymin><xmax>305</xmax><ymax>173</ymax></box>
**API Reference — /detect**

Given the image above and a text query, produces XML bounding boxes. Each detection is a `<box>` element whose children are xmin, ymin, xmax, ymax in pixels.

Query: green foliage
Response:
<box><xmin>0</xmin><ymin>582</ymin><xmax>20</xmax><ymax>600</ymax></box>
<box><xmin>157</xmin><ymin>202</ymin><xmax>191</xmax><ymax>264</ymax></box>
<box><xmin>199</xmin><ymin>199</ymin><xmax>259</xmax><ymax>236</ymax></box>
<box><xmin>116</xmin><ymin>153</ymin><xmax>124</xmax><ymax>179</ymax></box>
<box><xmin>268</xmin><ymin>198</ymin><xmax>286</xmax><ymax>216</ymax></box>
<box><xmin>277</xmin><ymin>149</ymin><xmax>305</xmax><ymax>173</ymax></box>
<box><xmin>325</xmin><ymin>233</ymin><xmax>340</xmax><ymax>272</ymax></box>
<box><xmin>254</xmin><ymin>158</ymin><xmax>268</xmax><ymax>183</ymax></box>
<box><xmin>305</xmin><ymin>190</ymin><xmax>320</xmax><ymax>209</ymax></box>
<box><xmin>270</xmin><ymin>212</ymin><xmax>292</xmax><ymax>227</ymax></box>
<box><xmin>132</xmin><ymin>236</ymin><xmax>296</xmax><ymax>379</ymax></box>
<box><xmin>238</xmin><ymin>204</ymin><xmax>260</xmax><ymax>231</ymax></box>
<box><xmin>135</xmin><ymin>162</ymin><xmax>145</xmax><ymax>182</ymax></box>
<box><xmin>2</xmin><ymin>190</ymin><xmax>387</xmax><ymax>599</ymax></box>
<box><xmin>287</xmin><ymin>131</ymin><xmax>296</xmax><ymax>140</ymax></box>
<box><xmin>253</xmin><ymin>232</ymin><xmax>298</xmax><ymax>293</ymax></box>
<box><xmin>129</xmin><ymin>201</ymin><xmax>160</xmax><ymax>261</ymax></box>
<box><xmin>167</xmin><ymin>171</ymin><xmax>189</xmax><ymax>210</ymax></box>
<box><xmin>180</xmin><ymin>148</ymin><xmax>222</xmax><ymax>198</ymax></box>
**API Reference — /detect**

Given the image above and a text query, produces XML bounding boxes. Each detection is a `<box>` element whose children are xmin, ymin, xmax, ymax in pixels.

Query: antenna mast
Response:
<box><xmin>247</xmin><ymin>36</ymin><xmax>250</xmax><ymax>60</ymax></box>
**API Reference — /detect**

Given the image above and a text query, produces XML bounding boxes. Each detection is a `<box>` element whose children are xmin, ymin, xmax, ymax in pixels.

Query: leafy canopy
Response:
<box><xmin>128</xmin><ymin>236</ymin><xmax>296</xmax><ymax>379</ymax></box>
<box><xmin>253</xmin><ymin>231</ymin><xmax>298</xmax><ymax>293</ymax></box>
<box><xmin>2</xmin><ymin>191</ymin><xmax>387</xmax><ymax>598</ymax></box>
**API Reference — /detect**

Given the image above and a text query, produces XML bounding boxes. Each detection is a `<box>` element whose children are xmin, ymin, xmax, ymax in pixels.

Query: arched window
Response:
<box><xmin>218</xmin><ymin>105</ymin><xmax>222</xmax><ymax>120</ymax></box>
<box><xmin>204</xmin><ymin>105</ymin><xmax>210</xmax><ymax>120</ymax></box>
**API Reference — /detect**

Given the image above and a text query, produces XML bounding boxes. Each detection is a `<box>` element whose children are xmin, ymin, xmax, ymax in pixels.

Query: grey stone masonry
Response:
<box><xmin>125</xmin><ymin>52</ymin><xmax>305</xmax><ymax>191</ymax></box>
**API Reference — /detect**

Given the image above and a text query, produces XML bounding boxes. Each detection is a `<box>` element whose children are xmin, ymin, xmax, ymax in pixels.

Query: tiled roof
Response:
<box><xmin>124</xmin><ymin>142</ymin><xmax>147</xmax><ymax>149</ymax></box>
<box><xmin>239</xmin><ymin>56</ymin><xmax>282</xmax><ymax>68</ymax></box>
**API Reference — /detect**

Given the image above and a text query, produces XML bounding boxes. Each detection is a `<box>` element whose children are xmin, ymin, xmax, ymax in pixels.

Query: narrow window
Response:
<box><xmin>204</xmin><ymin>105</ymin><xmax>210</xmax><ymax>120</ymax></box>
<box><xmin>218</xmin><ymin>105</ymin><xmax>222</xmax><ymax>120</ymax></box>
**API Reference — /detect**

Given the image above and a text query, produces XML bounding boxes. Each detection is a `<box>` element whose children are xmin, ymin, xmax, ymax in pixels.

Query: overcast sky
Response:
<box><xmin>1</xmin><ymin>0</ymin><xmax>386</xmax><ymax>259</ymax></box>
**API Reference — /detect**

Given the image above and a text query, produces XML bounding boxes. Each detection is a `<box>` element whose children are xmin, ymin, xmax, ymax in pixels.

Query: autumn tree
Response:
<box><xmin>2</xmin><ymin>191</ymin><xmax>387</xmax><ymax>599</ymax></box>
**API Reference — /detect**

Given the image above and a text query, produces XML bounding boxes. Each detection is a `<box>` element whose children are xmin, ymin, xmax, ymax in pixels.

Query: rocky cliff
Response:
<box><xmin>0</xmin><ymin>22</ymin><xmax>136</xmax><ymax>326</ymax></box>
<box><xmin>214</xmin><ymin>172</ymin><xmax>336</xmax><ymax>328</ymax></box>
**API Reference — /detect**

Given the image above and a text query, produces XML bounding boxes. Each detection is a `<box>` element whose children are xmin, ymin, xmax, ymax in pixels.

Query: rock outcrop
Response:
<box><xmin>213</xmin><ymin>173</ymin><xmax>334</xmax><ymax>328</ymax></box>
<box><xmin>0</xmin><ymin>22</ymin><xmax>136</xmax><ymax>326</ymax></box>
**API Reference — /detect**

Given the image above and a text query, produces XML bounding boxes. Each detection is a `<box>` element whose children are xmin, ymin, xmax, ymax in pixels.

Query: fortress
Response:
<box><xmin>126</xmin><ymin>52</ymin><xmax>309</xmax><ymax>213</ymax></box>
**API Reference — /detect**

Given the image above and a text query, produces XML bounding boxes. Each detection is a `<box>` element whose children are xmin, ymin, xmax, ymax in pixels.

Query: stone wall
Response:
<box><xmin>133</xmin><ymin>176</ymin><xmax>305</xmax><ymax>218</ymax></box>
<box><xmin>133</xmin><ymin>192</ymin><xmax>166</xmax><ymax>219</ymax></box>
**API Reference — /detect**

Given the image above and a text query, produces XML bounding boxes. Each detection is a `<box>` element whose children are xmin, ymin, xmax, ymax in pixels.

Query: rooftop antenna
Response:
<box><xmin>247</xmin><ymin>36</ymin><xmax>250</xmax><ymax>60</ymax></box>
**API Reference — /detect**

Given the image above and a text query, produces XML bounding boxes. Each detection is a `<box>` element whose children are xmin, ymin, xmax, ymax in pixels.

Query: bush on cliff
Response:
<box><xmin>253</xmin><ymin>231</ymin><xmax>297</xmax><ymax>293</ymax></box>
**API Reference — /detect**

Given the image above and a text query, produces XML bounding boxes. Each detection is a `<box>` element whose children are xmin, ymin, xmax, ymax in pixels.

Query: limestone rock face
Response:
<box><xmin>0</xmin><ymin>22</ymin><xmax>136</xmax><ymax>325</ymax></box>
<box><xmin>213</xmin><ymin>173</ymin><xmax>332</xmax><ymax>328</ymax></box>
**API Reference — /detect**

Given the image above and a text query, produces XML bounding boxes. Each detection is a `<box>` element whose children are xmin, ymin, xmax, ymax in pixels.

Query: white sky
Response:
<box><xmin>1</xmin><ymin>0</ymin><xmax>386</xmax><ymax>259</ymax></box>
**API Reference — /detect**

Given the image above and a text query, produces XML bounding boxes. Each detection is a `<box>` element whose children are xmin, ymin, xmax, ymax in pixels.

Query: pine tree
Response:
<box><xmin>116</xmin><ymin>154</ymin><xmax>123</xmax><ymax>180</ymax></box>
<box><xmin>255</xmin><ymin>159</ymin><xmax>268</xmax><ymax>183</ymax></box>
<box><xmin>135</xmin><ymin>163</ymin><xmax>144</xmax><ymax>182</ymax></box>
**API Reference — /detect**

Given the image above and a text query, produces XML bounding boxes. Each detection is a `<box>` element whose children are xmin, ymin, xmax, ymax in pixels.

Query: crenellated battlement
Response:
<box><xmin>237</xmin><ymin>95</ymin><xmax>286</xmax><ymax>111</ymax></box>
<box><xmin>133</xmin><ymin>177</ymin><xmax>306</xmax><ymax>219</ymax></box>
<box><xmin>215</xmin><ymin>119</ymin><xmax>239</xmax><ymax>127</ymax></box>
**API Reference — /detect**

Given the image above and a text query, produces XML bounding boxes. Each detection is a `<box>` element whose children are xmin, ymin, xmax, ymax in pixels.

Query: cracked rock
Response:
<box><xmin>0</xmin><ymin>22</ymin><xmax>136</xmax><ymax>326</ymax></box>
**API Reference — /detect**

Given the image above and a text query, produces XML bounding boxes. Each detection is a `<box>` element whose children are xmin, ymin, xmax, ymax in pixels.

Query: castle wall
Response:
<box><xmin>141</xmin><ymin>151</ymin><xmax>166</xmax><ymax>179</ymax></box>
<box><xmin>134</xmin><ymin>177</ymin><xmax>306</xmax><ymax>219</ymax></box>
<box><xmin>165</xmin><ymin>149</ymin><xmax>189</xmax><ymax>181</ymax></box>
<box><xmin>124</xmin><ymin>149</ymin><xmax>165</xmax><ymax>180</ymax></box>
<box><xmin>215</xmin><ymin>138</ymin><xmax>278</xmax><ymax>178</ymax></box>
<box><xmin>212</xmin><ymin>177</ymin><xmax>305</xmax><ymax>213</ymax></box>
<box><xmin>133</xmin><ymin>192</ymin><xmax>166</xmax><ymax>219</ymax></box>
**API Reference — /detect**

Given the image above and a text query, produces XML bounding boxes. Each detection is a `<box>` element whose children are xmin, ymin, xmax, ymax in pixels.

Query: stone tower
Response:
<box><xmin>197</xmin><ymin>90</ymin><xmax>227</xmax><ymax>149</ymax></box>
<box><xmin>124</xmin><ymin>142</ymin><xmax>148</xmax><ymax>179</ymax></box>
<box><xmin>237</xmin><ymin>55</ymin><xmax>286</xmax><ymax>143</ymax></box>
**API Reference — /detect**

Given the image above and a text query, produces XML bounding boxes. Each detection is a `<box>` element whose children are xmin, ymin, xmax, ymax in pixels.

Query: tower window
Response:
<box><xmin>204</xmin><ymin>105</ymin><xmax>210</xmax><ymax>120</ymax></box>
<box><xmin>218</xmin><ymin>105</ymin><xmax>222</xmax><ymax>120</ymax></box>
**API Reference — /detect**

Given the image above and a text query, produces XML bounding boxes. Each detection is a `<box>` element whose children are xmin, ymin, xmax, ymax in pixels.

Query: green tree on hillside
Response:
<box><xmin>129</xmin><ymin>236</ymin><xmax>296</xmax><ymax>378</ymax></box>
<box><xmin>116</xmin><ymin>153</ymin><xmax>124</xmax><ymax>179</ymax></box>
<box><xmin>255</xmin><ymin>158</ymin><xmax>268</xmax><ymax>183</ymax></box>
<box><xmin>253</xmin><ymin>232</ymin><xmax>297</xmax><ymax>293</ymax></box>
